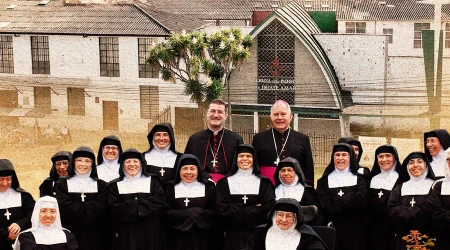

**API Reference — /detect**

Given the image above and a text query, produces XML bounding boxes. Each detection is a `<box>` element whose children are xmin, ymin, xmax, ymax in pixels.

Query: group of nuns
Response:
<box><xmin>2</xmin><ymin>125</ymin><xmax>450</xmax><ymax>250</ymax></box>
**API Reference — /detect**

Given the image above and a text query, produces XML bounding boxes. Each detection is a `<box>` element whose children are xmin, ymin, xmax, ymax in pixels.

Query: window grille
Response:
<box><xmin>99</xmin><ymin>37</ymin><xmax>120</xmax><ymax>77</ymax></box>
<box><xmin>138</xmin><ymin>38</ymin><xmax>159</xmax><ymax>78</ymax></box>
<box><xmin>257</xmin><ymin>19</ymin><xmax>295</xmax><ymax>105</ymax></box>
<box><xmin>413</xmin><ymin>23</ymin><xmax>430</xmax><ymax>48</ymax></box>
<box><xmin>383</xmin><ymin>28</ymin><xmax>393</xmax><ymax>43</ymax></box>
<box><xmin>31</xmin><ymin>36</ymin><xmax>50</xmax><ymax>74</ymax></box>
<box><xmin>345</xmin><ymin>22</ymin><xmax>366</xmax><ymax>34</ymax></box>
<box><xmin>0</xmin><ymin>36</ymin><xmax>14</xmax><ymax>73</ymax></box>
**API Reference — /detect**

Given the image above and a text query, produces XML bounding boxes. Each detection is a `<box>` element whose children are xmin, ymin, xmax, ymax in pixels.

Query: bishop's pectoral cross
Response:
<box><xmin>184</xmin><ymin>198</ymin><xmax>190</xmax><ymax>207</ymax></box>
<box><xmin>81</xmin><ymin>193</ymin><xmax>86</xmax><ymax>202</ymax></box>
<box><xmin>4</xmin><ymin>209</ymin><xmax>11</xmax><ymax>220</ymax></box>
<box><xmin>338</xmin><ymin>189</ymin><xmax>344</xmax><ymax>197</ymax></box>
<box><xmin>410</xmin><ymin>197</ymin><xmax>416</xmax><ymax>207</ymax></box>
<box><xmin>211</xmin><ymin>158</ymin><xmax>219</xmax><ymax>173</ymax></box>
<box><xmin>378</xmin><ymin>190</ymin><xmax>384</xmax><ymax>198</ymax></box>
<box><xmin>159</xmin><ymin>168</ymin><xmax>165</xmax><ymax>176</ymax></box>
<box><xmin>242</xmin><ymin>194</ymin><xmax>248</xmax><ymax>204</ymax></box>
<box><xmin>274</xmin><ymin>157</ymin><xmax>280</xmax><ymax>166</ymax></box>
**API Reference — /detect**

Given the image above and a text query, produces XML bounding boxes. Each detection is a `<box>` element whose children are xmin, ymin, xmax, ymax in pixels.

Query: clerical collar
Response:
<box><xmin>273</xmin><ymin>127</ymin><xmax>290</xmax><ymax>135</ymax></box>
<box><xmin>208</xmin><ymin>126</ymin><xmax>224</xmax><ymax>136</ymax></box>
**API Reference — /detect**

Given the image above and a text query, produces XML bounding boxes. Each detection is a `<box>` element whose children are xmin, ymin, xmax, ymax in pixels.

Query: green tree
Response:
<box><xmin>146</xmin><ymin>28</ymin><xmax>252</xmax><ymax>124</ymax></box>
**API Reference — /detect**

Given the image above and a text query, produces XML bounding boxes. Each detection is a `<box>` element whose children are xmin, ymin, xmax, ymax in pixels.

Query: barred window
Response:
<box><xmin>99</xmin><ymin>37</ymin><xmax>120</xmax><ymax>77</ymax></box>
<box><xmin>257</xmin><ymin>19</ymin><xmax>295</xmax><ymax>105</ymax></box>
<box><xmin>345</xmin><ymin>22</ymin><xmax>366</xmax><ymax>34</ymax></box>
<box><xmin>140</xmin><ymin>85</ymin><xmax>159</xmax><ymax>119</ymax></box>
<box><xmin>414</xmin><ymin>23</ymin><xmax>430</xmax><ymax>48</ymax></box>
<box><xmin>31</xmin><ymin>36</ymin><xmax>50</xmax><ymax>74</ymax></box>
<box><xmin>67</xmin><ymin>87</ymin><xmax>85</xmax><ymax>116</ymax></box>
<box><xmin>0</xmin><ymin>36</ymin><xmax>14</xmax><ymax>73</ymax></box>
<box><xmin>383</xmin><ymin>28</ymin><xmax>393</xmax><ymax>43</ymax></box>
<box><xmin>138</xmin><ymin>38</ymin><xmax>159</xmax><ymax>78</ymax></box>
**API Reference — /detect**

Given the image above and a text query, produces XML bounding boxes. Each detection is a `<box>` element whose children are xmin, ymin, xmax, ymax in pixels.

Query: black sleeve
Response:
<box><xmin>0</xmin><ymin>228</ymin><xmax>8</xmax><ymax>249</ymax></box>
<box><xmin>332</xmin><ymin>176</ymin><xmax>368</xmax><ymax>213</ymax></box>
<box><xmin>55</xmin><ymin>179</ymin><xmax>107</xmax><ymax>227</ymax></box>
<box><xmin>16</xmin><ymin>193</ymin><xmax>35</xmax><ymax>231</ymax></box>
<box><xmin>184</xmin><ymin>136</ymin><xmax>194</xmax><ymax>154</ymax></box>
<box><xmin>301</xmin><ymin>136</ymin><xmax>315</xmax><ymax>186</ymax></box>
<box><xmin>191</xmin><ymin>182</ymin><xmax>216</xmax><ymax>229</ymax></box>
<box><xmin>17</xmin><ymin>232</ymin><xmax>40</xmax><ymax>250</ymax></box>
<box><xmin>65</xmin><ymin>230</ymin><xmax>79</xmax><ymax>250</ymax></box>
<box><xmin>245</xmin><ymin>227</ymin><xmax>266</xmax><ymax>250</ymax></box>
<box><xmin>427</xmin><ymin>182</ymin><xmax>450</xmax><ymax>230</ymax></box>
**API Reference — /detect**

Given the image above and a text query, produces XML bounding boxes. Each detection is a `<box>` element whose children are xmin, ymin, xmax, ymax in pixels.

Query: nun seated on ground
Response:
<box><xmin>246</xmin><ymin>198</ymin><xmax>327</xmax><ymax>250</ymax></box>
<box><xmin>13</xmin><ymin>196</ymin><xmax>78</xmax><ymax>250</ymax></box>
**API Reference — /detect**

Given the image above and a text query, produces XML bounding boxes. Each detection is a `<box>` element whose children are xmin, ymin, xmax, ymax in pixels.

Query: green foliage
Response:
<box><xmin>146</xmin><ymin>28</ymin><xmax>252</xmax><ymax>107</ymax></box>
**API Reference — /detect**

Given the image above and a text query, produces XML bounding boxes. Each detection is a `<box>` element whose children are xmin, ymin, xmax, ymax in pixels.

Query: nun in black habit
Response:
<box><xmin>387</xmin><ymin>152</ymin><xmax>436</xmax><ymax>250</ymax></box>
<box><xmin>316</xmin><ymin>143</ymin><xmax>368</xmax><ymax>250</ymax></box>
<box><xmin>55</xmin><ymin>147</ymin><xmax>108</xmax><ymax>250</ymax></box>
<box><xmin>96</xmin><ymin>135</ymin><xmax>123</xmax><ymax>183</ymax></box>
<box><xmin>108</xmin><ymin>148</ymin><xmax>167</xmax><ymax>250</ymax></box>
<box><xmin>337</xmin><ymin>137</ymin><xmax>370</xmax><ymax>177</ymax></box>
<box><xmin>39</xmin><ymin>151</ymin><xmax>71</xmax><ymax>197</ymax></box>
<box><xmin>274</xmin><ymin>157</ymin><xmax>322</xmax><ymax>225</ymax></box>
<box><xmin>367</xmin><ymin>145</ymin><xmax>402</xmax><ymax>250</ymax></box>
<box><xmin>0</xmin><ymin>159</ymin><xmax>34</xmax><ymax>250</ymax></box>
<box><xmin>428</xmin><ymin>148</ymin><xmax>450</xmax><ymax>250</ymax></box>
<box><xmin>143</xmin><ymin>123</ymin><xmax>182</xmax><ymax>183</ymax></box>
<box><xmin>216</xmin><ymin>144</ymin><xmax>275</xmax><ymax>250</ymax></box>
<box><xmin>424</xmin><ymin>129</ymin><xmax>450</xmax><ymax>179</ymax></box>
<box><xmin>246</xmin><ymin>198</ymin><xmax>327</xmax><ymax>250</ymax></box>
<box><xmin>163</xmin><ymin>154</ymin><xmax>217</xmax><ymax>250</ymax></box>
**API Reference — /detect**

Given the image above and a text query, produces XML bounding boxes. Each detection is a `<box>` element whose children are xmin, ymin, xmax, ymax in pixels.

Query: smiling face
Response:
<box><xmin>103</xmin><ymin>145</ymin><xmax>119</xmax><ymax>161</ymax></box>
<box><xmin>0</xmin><ymin>176</ymin><xmax>12</xmax><ymax>193</ymax></box>
<box><xmin>124</xmin><ymin>158</ymin><xmax>141</xmax><ymax>177</ymax></box>
<box><xmin>74</xmin><ymin>157</ymin><xmax>92</xmax><ymax>175</ymax></box>
<box><xmin>408</xmin><ymin>158</ymin><xmax>426</xmax><ymax>177</ymax></box>
<box><xmin>334</xmin><ymin>151</ymin><xmax>350</xmax><ymax>171</ymax></box>
<box><xmin>206</xmin><ymin>103</ymin><xmax>227</xmax><ymax>131</ymax></box>
<box><xmin>279</xmin><ymin>166</ymin><xmax>296</xmax><ymax>185</ymax></box>
<box><xmin>275</xmin><ymin>211</ymin><xmax>295</xmax><ymax>230</ymax></box>
<box><xmin>270</xmin><ymin>102</ymin><xmax>292</xmax><ymax>133</ymax></box>
<box><xmin>55</xmin><ymin>160</ymin><xmax>69</xmax><ymax>177</ymax></box>
<box><xmin>39</xmin><ymin>208</ymin><xmax>57</xmax><ymax>227</ymax></box>
<box><xmin>237</xmin><ymin>153</ymin><xmax>253</xmax><ymax>170</ymax></box>
<box><xmin>426</xmin><ymin>137</ymin><xmax>442</xmax><ymax>157</ymax></box>
<box><xmin>153</xmin><ymin>132</ymin><xmax>171</xmax><ymax>149</ymax></box>
<box><xmin>179</xmin><ymin>165</ymin><xmax>198</xmax><ymax>183</ymax></box>
<box><xmin>377</xmin><ymin>153</ymin><xmax>395</xmax><ymax>171</ymax></box>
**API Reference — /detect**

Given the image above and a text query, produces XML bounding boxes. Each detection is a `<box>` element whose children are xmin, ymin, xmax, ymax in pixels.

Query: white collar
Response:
<box><xmin>275</xmin><ymin>182</ymin><xmax>304</xmax><ymax>202</ymax></box>
<box><xmin>328</xmin><ymin>165</ymin><xmax>357</xmax><ymax>188</ymax></box>
<box><xmin>97</xmin><ymin>157</ymin><xmax>120</xmax><ymax>182</ymax></box>
<box><xmin>431</xmin><ymin>148</ymin><xmax>446</xmax><ymax>177</ymax></box>
<box><xmin>228</xmin><ymin>167</ymin><xmax>261</xmax><ymax>195</ymax></box>
<box><xmin>0</xmin><ymin>188</ymin><xmax>21</xmax><ymax>209</ymax></box>
<box><xmin>208</xmin><ymin>127</ymin><xmax>224</xmax><ymax>136</ymax></box>
<box><xmin>117</xmin><ymin>175</ymin><xmax>151</xmax><ymax>194</ymax></box>
<box><xmin>401</xmin><ymin>174</ymin><xmax>434</xmax><ymax>196</ymax></box>
<box><xmin>144</xmin><ymin>145</ymin><xmax>177</xmax><ymax>169</ymax></box>
<box><xmin>265</xmin><ymin>213</ymin><xmax>301</xmax><ymax>250</ymax></box>
<box><xmin>67</xmin><ymin>174</ymin><xmax>98</xmax><ymax>193</ymax></box>
<box><xmin>370</xmin><ymin>164</ymin><xmax>399</xmax><ymax>190</ymax></box>
<box><xmin>174</xmin><ymin>180</ymin><xmax>205</xmax><ymax>198</ymax></box>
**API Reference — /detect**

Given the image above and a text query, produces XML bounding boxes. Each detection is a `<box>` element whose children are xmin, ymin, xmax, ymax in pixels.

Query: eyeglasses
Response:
<box><xmin>75</xmin><ymin>158</ymin><xmax>92</xmax><ymax>164</ymax></box>
<box><xmin>103</xmin><ymin>146</ymin><xmax>119</xmax><ymax>151</ymax></box>
<box><xmin>55</xmin><ymin>160</ymin><xmax>69</xmax><ymax>166</ymax></box>
<box><xmin>275</xmin><ymin>211</ymin><xmax>295</xmax><ymax>220</ymax></box>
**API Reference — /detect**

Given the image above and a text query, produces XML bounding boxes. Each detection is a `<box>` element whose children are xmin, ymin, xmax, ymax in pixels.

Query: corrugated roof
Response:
<box><xmin>250</xmin><ymin>1</ymin><xmax>346</xmax><ymax>110</ymax></box>
<box><xmin>299</xmin><ymin>0</ymin><xmax>450</xmax><ymax>21</ymax></box>
<box><xmin>0</xmin><ymin>0</ymin><xmax>206</xmax><ymax>35</ymax></box>
<box><xmin>143</xmin><ymin>0</ymin><xmax>297</xmax><ymax>20</ymax></box>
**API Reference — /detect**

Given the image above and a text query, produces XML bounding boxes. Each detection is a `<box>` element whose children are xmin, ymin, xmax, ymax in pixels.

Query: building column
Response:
<box><xmin>254</xmin><ymin>112</ymin><xmax>258</xmax><ymax>132</ymax></box>
<box><xmin>293</xmin><ymin>113</ymin><xmax>298</xmax><ymax>131</ymax></box>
